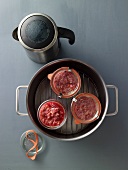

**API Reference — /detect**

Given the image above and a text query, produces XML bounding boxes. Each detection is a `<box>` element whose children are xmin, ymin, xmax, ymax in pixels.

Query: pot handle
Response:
<box><xmin>12</xmin><ymin>27</ymin><xmax>19</xmax><ymax>41</ymax></box>
<box><xmin>58</xmin><ymin>27</ymin><xmax>75</xmax><ymax>45</ymax></box>
<box><xmin>16</xmin><ymin>85</ymin><xmax>28</xmax><ymax>116</ymax></box>
<box><xmin>106</xmin><ymin>85</ymin><xmax>118</xmax><ymax>116</ymax></box>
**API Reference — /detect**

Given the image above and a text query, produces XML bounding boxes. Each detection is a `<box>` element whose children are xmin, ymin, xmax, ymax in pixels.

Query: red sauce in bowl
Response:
<box><xmin>74</xmin><ymin>96</ymin><xmax>97</xmax><ymax>120</ymax></box>
<box><xmin>71</xmin><ymin>93</ymin><xmax>101</xmax><ymax>124</ymax></box>
<box><xmin>48</xmin><ymin>67</ymin><xmax>81</xmax><ymax>98</ymax></box>
<box><xmin>38</xmin><ymin>100</ymin><xmax>66</xmax><ymax>129</ymax></box>
<box><xmin>53</xmin><ymin>70</ymin><xmax>78</xmax><ymax>95</ymax></box>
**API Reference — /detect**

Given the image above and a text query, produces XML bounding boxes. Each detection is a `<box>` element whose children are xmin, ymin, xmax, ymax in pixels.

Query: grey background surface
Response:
<box><xmin>0</xmin><ymin>0</ymin><xmax>127</xmax><ymax>169</ymax></box>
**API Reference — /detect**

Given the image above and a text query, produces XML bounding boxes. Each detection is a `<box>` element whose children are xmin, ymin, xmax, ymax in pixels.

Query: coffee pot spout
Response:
<box><xmin>12</xmin><ymin>27</ymin><xmax>19</xmax><ymax>41</ymax></box>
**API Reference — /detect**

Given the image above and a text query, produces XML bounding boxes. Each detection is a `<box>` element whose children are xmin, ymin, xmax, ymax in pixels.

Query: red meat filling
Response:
<box><xmin>38</xmin><ymin>101</ymin><xmax>65</xmax><ymax>127</ymax></box>
<box><xmin>53</xmin><ymin>70</ymin><xmax>78</xmax><ymax>95</ymax></box>
<box><xmin>74</xmin><ymin>96</ymin><xmax>97</xmax><ymax>120</ymax></box>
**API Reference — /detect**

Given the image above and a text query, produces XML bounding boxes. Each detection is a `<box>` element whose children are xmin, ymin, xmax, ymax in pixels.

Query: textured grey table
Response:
<box><xmin>0</xmin><ymin>0</ymin><xmax>128</xmax><ymax>169</ymax></box>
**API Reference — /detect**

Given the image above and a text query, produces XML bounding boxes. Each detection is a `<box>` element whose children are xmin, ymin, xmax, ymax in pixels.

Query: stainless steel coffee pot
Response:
<box><xmin>12</xmin><ymin>13</ymin><xmax>75</xmax><ymax>63</ymax></box>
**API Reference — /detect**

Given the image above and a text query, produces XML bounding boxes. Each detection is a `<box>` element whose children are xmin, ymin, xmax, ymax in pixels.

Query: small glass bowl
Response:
<box><xmin>20</xmin><ymin>130</ymin><xmax>45</xmax><ymax>156</ymax></box>
<box><xmin>48</xmin><ymin>67</ymin><xmax>81</xmax><ymax>98</ymax></box>
<box><xmin>71</xmin><ymin>93</ymin><xmax>101</xmax><ymax>124</ymax></box>
<box><xmin>37</xmin><ymin>99</ymin><xmax>67</xmax><ymax>130</ymax></box>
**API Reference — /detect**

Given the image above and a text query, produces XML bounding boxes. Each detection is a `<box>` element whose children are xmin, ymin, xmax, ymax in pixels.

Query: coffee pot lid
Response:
<box><xmin>18</xmin><ymin>13</ymin><xmax>57</xmax><ymax>49</ymax></box>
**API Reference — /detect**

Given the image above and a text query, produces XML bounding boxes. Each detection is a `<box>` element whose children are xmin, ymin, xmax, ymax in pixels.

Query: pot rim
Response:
<box><xmin>17</xmin><ymin>13</ymin><xmax>58</xmax><ymax>51</ymax></box>
<box><xmin>26</xmin><ymin>58</ymin><xmax>109</xmax><ymax>141</ymax></box>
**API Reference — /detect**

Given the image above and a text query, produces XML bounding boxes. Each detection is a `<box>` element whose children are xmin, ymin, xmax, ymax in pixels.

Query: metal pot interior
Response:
<box><xmin>26</xmin><ymin>59</ymin><xmax>108</xmax><ymax>141</ymax></box>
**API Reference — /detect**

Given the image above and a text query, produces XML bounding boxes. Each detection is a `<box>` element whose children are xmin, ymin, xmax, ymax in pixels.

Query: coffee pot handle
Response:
<box><xmin>12</xmin><ymin>27</ymin><xmax>19</xmax><ymax>41</ymax></box>
<box><xmin>58</xmin><ymin>27</ymin><xmax>75</xmax><ymax>45</ymax></box>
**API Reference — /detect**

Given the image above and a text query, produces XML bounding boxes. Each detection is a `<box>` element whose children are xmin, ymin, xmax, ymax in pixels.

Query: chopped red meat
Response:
<box><xmin>38</xmin><ymin>101</ymin><xmax>65</xmax><ymax>127</ymax></box>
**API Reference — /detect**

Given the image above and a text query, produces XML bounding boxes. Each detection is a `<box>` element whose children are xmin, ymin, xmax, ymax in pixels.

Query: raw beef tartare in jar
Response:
<box><xmin>71</xmin><ymin>93</ymin><xmax>101</xmax><ymax>124</ymax></box>
<box><xmin>48</xmin><ymin>67</ymin><xmax>81</xmax><ymax>98</ymax></box>
<box><xmin>37</xmin><ymin>100</ymin><xmax>67</xmax><ymax>129</ymax></box>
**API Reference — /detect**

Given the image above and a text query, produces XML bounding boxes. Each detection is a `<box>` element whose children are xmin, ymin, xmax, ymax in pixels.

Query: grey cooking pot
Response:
<box><xmin>12</xmin><ymin>13</ymin><xmax>75</xmax><ymax>64</ymax></box>
<box><xmin>16</xmin><ymin>59</ymin><xmax>118</xmax><ymax>141</ymax></box>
